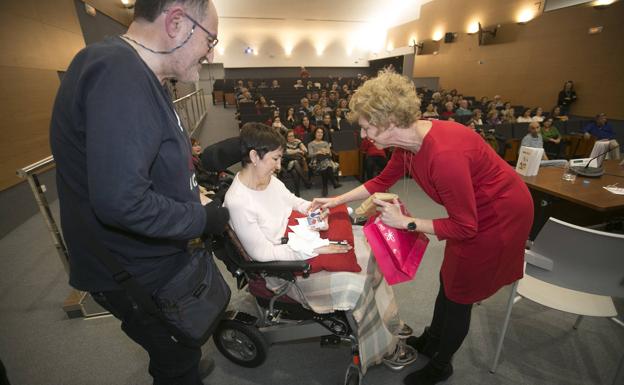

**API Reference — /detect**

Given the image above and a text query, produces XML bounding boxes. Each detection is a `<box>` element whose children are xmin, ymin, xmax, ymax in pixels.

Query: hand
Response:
<box><xmin>309</xmin><ymin>197</ymin><xmax>340</xmax><ymax>212</ymax></box>
<box><xmin>374</xmin><ymin>198</ymin><xmax>410</xmax><ymax>229</ymax></box>
<box><xmin>314</xmin><ymin>244</ymin><xmax>352</xmax><ymax>254</ymax></box>
<box><xmin>583</xmin><ymin>132</ymin><xmax>590</xmax><ymax>140</ymax></box>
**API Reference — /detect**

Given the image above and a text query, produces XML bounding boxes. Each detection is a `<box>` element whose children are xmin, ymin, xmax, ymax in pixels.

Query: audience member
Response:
<box><xmin>583</xmin><ymin>113</ymin><xmax>620</xmax><ymax>160</ymax></box>
<box><xmin>300</xmin><ymin>66</ymin><xmax>310</xmax><ymax>78</ymax></box>
<box><xmin>487</xmin><ymin>110</ymin><xmax>502</xmax><ymax>125</ymax></box>
<box><xmin>469</xmin><ymin>109</ymin><xmax>483</xmax><ymax>126</ymax></box>
<box><xmin>521</xmin><ymin>121</ymin><xmax>547</xmax><ymax>159</ymax></box>
<box><xmin>532</xmin><ymin>107</ymin><xmax>545</xmax><ymax>123</ymax></box>
<box><xmin>283</xmin><ymin>107</ymin><xmax>297</xmax><ymax>129</ymax></box>
<box><xmin>455</xmin><ymin>100</ymin><xmax>472</xmax><ymax>116</ymax></box>
<box><xmin>422</xmin><ymin>103</ymin><xmax>439</xmax><ymax>119</ymax></box>
<box><xmin>541</xmin><ymin>117</ymin><xmax>561</xmax><ymax>158</ymax></box>
<box><xmin>270</xmin><ymin>79</ymin><xmax>280</xmax><ymax>89</ymax></box>
<box><xmin>550</xmin><ymin>106</ymin><xmax>568</xmax><ymax>121</ymax></box>
<box><xmin>284</xmin><ymin>130</ymin><xmax>312</xmax><ymax>191</ymax></box>
<box><xmin>307</xmin><ymin>127</ymin><xmax>341</xmax><ymax>197</ymax></box>
<box><xmin>295</xmin><ymin>115</ymin><xmax>314</xmax><ymax>143</ymax></box>
<box><xmin>360</xmin><ymin>137</ymin><xmax>387</xmax><ymax>181</ymax></box>
<box><xmin>557</xmin><ymin>80</ymin><xmax>577</xmax><ymax>115</ymax></box>
<box><xmin>517</xmin><ymin>108</ymin><xmax>533</xmax><ymax>123</ymax></box>
<box><xmin>298</xmin><ymin>97</ymin><xmax>313</xmax><ymax>117</ymax></box>
<box><xmin>493</xmin><ymin>95</ymin><xmax>504</xmax><ymax>108</ymax></box>
<box><xmin>501</xmin><ymin>102</ymin><xmax>515</xmax><ymax>123</ymax></box>
<box><xmin>294</xmin><ymin>79</ymin><xmax>304</xmax><ymax>89</ymax></box>
<box><xmin>441</xmin><ymin>101</ymin><xmax>455</xmax><ymax>118</ymax></box>
<box><xmin>321</xmin><ymin>113</ymin><xmax>338</xmax><ymax>133</ymax></box>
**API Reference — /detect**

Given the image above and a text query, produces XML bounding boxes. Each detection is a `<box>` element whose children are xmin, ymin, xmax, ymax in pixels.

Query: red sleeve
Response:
<box><xmin>363</xmin><ymin>149</ymin><xmax>405</xmax><ymax>194</ymax></box>
<box><xmin>430</xmin><ymin>151</ymin><xmax>478</xmax><ymax>241</ymax></box>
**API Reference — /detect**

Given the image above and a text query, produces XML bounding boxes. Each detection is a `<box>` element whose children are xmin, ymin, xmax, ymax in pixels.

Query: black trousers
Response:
<box><xmin>428</xmin><ymin>276</ymin><xmax>473</xmax><ymax>364</ymax></box>
<box><xmin>364</xmin><ymin>156</ymin><xmax>387</xmax><ymax>181</ymax></box>
<box><xmin>91</xmin><ymin>291</ymin><xmax>203</xmax><ymax>385</ymax></box>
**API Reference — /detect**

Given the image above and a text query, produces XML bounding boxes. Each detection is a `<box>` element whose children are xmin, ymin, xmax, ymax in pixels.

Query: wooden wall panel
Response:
<box><xmin>387</xmin><ymin>0</ymin><xmax>624</xmax><ymax>119</ymax></box>
<box><xmin>0</xmin><ymin>0</ymin><xmax>85</xmax><ymax>191</ymax></box>
<box><xmin>79</xmin><ymin>0</ymin><xmax>133</xmax><ymax>27</ymax></box>
<box><xmin>0</xmin><ymin>67</ymin><xmax>60</xmax><ymax>190</ymax></box>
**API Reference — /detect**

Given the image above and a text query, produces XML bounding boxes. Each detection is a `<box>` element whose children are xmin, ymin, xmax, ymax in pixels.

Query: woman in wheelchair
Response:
<box><xmin>223</xmin><ymin>122</ymin><xmax>415</xmax><ymax>377</ymax></box>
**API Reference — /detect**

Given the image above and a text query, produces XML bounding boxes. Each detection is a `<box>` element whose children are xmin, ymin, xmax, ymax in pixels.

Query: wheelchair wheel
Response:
<box><xmin>213</xmin><ymin>320</ymin><xmax>268</xmax><ymax>368</ymax></box>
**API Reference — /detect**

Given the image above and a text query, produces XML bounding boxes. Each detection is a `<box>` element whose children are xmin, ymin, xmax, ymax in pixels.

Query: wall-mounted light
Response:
<box><xmin>467</xmin><ymin>21</ymin><xmax>480</xmax><ymax>35</ymax></box>
<box><xmin>592</xmin><ymin>0</ymin><xmax>616</xmax><ymax>9</ymax></box>
<box><xmin>284</xmin><ymin>45</ymin><xmax>293</xmax><ymax>56</ymax></box>
<box><xmin>516</xmin><ymin>8</ymin><xmax>535</xmax><ymax>24</ymax></box>
<box><xmin>120</xmin><ymin>0</ymin><xmax>135</xmax><ymax>9</ymax></box>
<box><xmin>432</xmin><ymin>30</ymin><xmax>444</xmax><ymax>42</ymax></box>
<box><xmin>316</xmin><ymin>44</ymin><xmax>325</xmax><ymax>56</ymax></box>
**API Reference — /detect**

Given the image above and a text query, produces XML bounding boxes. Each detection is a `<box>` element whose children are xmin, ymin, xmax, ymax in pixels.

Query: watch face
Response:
<box><xmin>407</xmin><ymin>222</ymin><xmax>416</xmax><ymax>231</ymax></box>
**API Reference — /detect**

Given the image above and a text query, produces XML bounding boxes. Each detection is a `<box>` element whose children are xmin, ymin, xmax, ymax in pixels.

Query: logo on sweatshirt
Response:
<box><xmin>190</xmin><ymin>173</ymin><xmax>198</xmax><ymax>190</ymax></box>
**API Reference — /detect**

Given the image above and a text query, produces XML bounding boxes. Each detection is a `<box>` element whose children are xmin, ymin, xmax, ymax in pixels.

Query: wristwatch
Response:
<box><xmin>406</xmin><ymin>221</ymin><xmax>417</xmax><ymax>232</ymax></box>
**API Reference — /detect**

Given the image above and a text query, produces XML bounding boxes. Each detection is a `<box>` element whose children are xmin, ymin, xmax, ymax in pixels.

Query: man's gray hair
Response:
<box><xmin>133</xmin><ymin>0</ymin><xmax>208</xmax><ymax>22</ymax></box>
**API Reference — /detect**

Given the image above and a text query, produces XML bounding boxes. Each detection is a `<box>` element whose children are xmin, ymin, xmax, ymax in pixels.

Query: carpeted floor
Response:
<box><xmin>0</xmin><ymin>98</ymin><xmax>622</xmax><ymax>385</ymax></box>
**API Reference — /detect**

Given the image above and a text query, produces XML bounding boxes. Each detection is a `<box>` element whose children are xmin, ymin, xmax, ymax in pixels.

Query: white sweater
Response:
<box><xmin>224</xmin><ymin>173</ymin><xmax>311</xmax><ymax>262</ymax></box>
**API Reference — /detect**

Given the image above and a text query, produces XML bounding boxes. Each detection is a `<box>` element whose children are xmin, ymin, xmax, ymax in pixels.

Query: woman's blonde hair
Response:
<box><xmin>348</xmin><ymin>70</ymin><xmax>421</xmax><ymax>128</ymax></box>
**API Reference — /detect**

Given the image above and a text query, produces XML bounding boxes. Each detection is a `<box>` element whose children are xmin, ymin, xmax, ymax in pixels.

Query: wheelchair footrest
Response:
<box><xmin>320</xmin><ymin>335</ymin><xmax>342</xmax><ymax>348</ymax></box>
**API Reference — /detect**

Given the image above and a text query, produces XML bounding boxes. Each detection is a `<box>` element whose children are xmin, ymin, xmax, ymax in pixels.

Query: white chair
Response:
<box><xmin>490</xmin><ymin>218</ymin><xmax>624</xmax><ymax>384</ymax></box>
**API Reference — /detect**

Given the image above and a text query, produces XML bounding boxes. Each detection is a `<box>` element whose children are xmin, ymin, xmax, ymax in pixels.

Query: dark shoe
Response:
<box><xmin>199</xmin><ymin>357</ymin><xmax>215</xmax><ymax>379</ymax></box>
<box><xmin>332</xmin><ymin>182</ymin><xmax>342</xmax><ymax>189</ymax></box>
<box><xmin>403</xmin><ymin>360</ymin><xmax>453</xmax><ymax>385</ymax></box>
<box><xmin>322</xmin><ymin>185</ymin><xmax>329</xmax><ymax>197</ymax></box>
<box><xmin>406</xmin><ymin>327</ymin><xmax>439</xmax><ymax>359</ymax></box>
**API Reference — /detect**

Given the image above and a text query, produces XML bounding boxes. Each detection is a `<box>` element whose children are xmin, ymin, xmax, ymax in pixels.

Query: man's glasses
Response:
<box><xmin>182</xmin><ymin>12</ymin><xmax>219</xmax><ymax>52</ymax></box>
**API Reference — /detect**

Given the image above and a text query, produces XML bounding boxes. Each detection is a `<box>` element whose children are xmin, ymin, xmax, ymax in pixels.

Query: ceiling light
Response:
<box><xmin>432</xmin><ymin>30</ymin><xmax>444</xmax><ymax>42</ymax></box>
<box><xmin>244</xmin><ymin>47</ymin><xmax>254</xmax><ymax>55</ymax></box>
<box><xmin>121</xmin><ymin>0</ymin><xmax>135</xmax><ymax>8</ymax></box>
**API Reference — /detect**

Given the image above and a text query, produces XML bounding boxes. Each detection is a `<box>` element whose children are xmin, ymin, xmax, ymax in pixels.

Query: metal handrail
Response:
<box><xmin>173</xmin><ymin>88</ymin><xmax>207</xmax><ymax>136</ymax></box>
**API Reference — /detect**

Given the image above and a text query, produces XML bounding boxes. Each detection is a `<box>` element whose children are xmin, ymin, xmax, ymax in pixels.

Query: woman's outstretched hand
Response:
<box><xmin>309</xmin><ymin>197</ymin><xmax>340</xmax><ymax>212</ymax></box>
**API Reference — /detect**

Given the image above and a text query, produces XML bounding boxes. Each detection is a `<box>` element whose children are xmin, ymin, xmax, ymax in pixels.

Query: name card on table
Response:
<box><xmin>516</xmin><ymin>146</ymin><xmax>544</xmax><ymax>176</ymax></box>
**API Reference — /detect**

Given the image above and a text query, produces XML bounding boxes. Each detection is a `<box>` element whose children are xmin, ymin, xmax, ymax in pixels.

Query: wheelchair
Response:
<box><xmin>211</xmin><ymin>225</ymin><xmax>417</xmax><ymax>385</ymax></box>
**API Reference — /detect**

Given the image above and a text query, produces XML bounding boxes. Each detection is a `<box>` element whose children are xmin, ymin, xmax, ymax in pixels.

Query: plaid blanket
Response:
<box><xmin>266</xmin><ymin>227</ymin><xmax>402</xmax><ymax>373</ymax></box>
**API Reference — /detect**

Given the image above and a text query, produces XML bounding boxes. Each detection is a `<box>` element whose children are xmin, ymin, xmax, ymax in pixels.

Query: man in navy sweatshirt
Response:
<box><xmin>49</xmin><ymin>1</ymin><xmax>227</xmax><ymax>383</ymax></box>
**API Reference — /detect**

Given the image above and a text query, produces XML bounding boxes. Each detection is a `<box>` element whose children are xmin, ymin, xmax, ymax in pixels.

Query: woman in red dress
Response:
<box><xmin>311</xmin><ymin>71</ymin><xmax>533</xmax><ymax>385</ymax></box>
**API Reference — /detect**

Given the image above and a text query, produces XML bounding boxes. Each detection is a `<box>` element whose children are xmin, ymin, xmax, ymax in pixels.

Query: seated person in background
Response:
<box><xmin>306</xmin><ymin>80</ymin><xmax>315</xmax><ymax>90</ymax></box>
<box><xmin>455</xmin><ymin>99</ymin><xmax>472</xmax><ymax>116</ymax></box>
<box><xmin>521</xmin><ymin>121</ymin><xmax>548</xmax><ymax>159</ymax></box>
<box><xmin>300</xmin><ymin>66</ymin><xmax>310</xmax><ymax>78</ymax></box>
<box><xmin>234</xmin><ymin>79</ymin><xmax>244</xmax><ymax>96</ymax></box>
<box><xmin>486</xmin><ymin>109</ymin><xmax>502</xmax><ymax>125</ymax></box>
<box><xmin>225</xmin><ymin>124</ymin><xmax>404</xmax><ymax>372</ymax></box>
<box><xmin>311</xmin><ymin>104</ymin><xmax>325</xmax><ymax>126</ymax></box>
<box><xmin>470</xmin><ymin>109</ymin><xmax>484</xmax><ymax>125</ymax></box>
<box><xmin>440</xmin><ymin>101</ymin><xmax>455</xmax><ymax>118</ymax></box>
<box><xmin>272</xmin><ymin>116</ymin><xmax>287</xmax><ymax>138</ymax></box>
<box><xmin>257</xmin><ymin>80</ymin><xmax>268</xmax><ymax>89</ymax></box>
<box><xmin>422</xmin><ymin>103</ymin><xmax>439</xmax><ymax>119</ymax></box>
<box><xmin>541</xmin><ymin>117</ymin><xmax>562</xmax><ymax>158</ymax></box>
<box><xmin>237</xmin><ymin>88</ymin><xmax>252</xmax><ymax>103</ymax></box>
<box><xmin>583</xmin><ymin>113</ymin><xmax>620</xmax><ymax>160</ymax></box>
<box><xmin>335</xmin><ymin>98</ymin><xmax>350</xmax><ymax>118</ymax></box>
<box><xmin>246</xmin><ymin>80</ymin><xmax>256</xmax><ymax>92</ymax></box>
<box><xmin>190</xmin><ymin>138</ymin><xmax>215</xmax><ymax>190</ymax></box>
<box><xmin>341</xmin><ymin>84</ymin><xmax>351</xmax><ymax>98</ymax></box>
<box><xmin>298</xmin><ymin>97</ymin><xmax>314</xmax><ymax>117</ymax></box>
<box><xmin>283</xmin><ymin>107</ymin><xmax>298</xmax><ymax>130</ymax></box>
<box><xmin>532</xmin><ymin>107</ymin><xmax>545</xmax><ymax>123</ymax></box>
<box><xmin>318</xmin><ymin>97</ymin><xmax>333</xmax><ymax>114</ymax></box>
<box><xmin>294</xmin><ymin>79</ymin><xmax>305</xmax><ymax>89</ymax></box>
<box><xmin>500</xmin><ymin>102</ymin><xmax>515</xmax><ymax>123</ymax></box>
<box><xmin>284</xmin><ymin>130</ymin><xmax>312</xmax><ymax>191</ymax></box>
<box><xmin>308</xmin><ymin>127</ymin><xmax>341</xmax><ymax>197</ymax></box>
<box><xmin>478</xmin><ymin>96</ymin><xmax>489</xmax><ymax>111</ymax></box>
<box><xmin>360</xmin><ymin>137</ymin><xmax>387</xmax><ymax>181</ymax></box>
<box><xmin>321</xmin><ymin>113</ymin><xmax>338</xmax><ymax>133</ymax></box>
<box><xmin>493</xmin><ymin>94</ymin><xmax>504</xmax><ymax>108</ymax></box>
<box><xmin>256</xmin><ymin>95</ymin><xmax>269</xmax><ymax>109</ymax></box>
<box><xmin>550</xmin><ymin>105</ymin><xmax>569</xmax><ymax>121</ymax></box>
<box><xmin>327</xmin><ymin>91</ymin><xmax>339</xmax><ymax>109</ymax></box>
<box><xmin>271</xmin><ymin>79</ymin><xmax>280</xmax><ymax>89</ymax></box>
<box><xmin>296</xmin><ymin>116</ymin><xmax>315</xmax><ymax>144</ymax></box>
<box><xmin>516</xmin><ymin>108</ymin><xmax>533</xmax><ymax>123</ymax></box>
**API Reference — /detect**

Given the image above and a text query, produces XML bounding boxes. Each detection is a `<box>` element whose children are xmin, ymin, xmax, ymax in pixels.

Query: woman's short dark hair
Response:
<box><xmin>134</xmin><ymin>0</ymin><xmax>208</xmax><ymax>22</ymax></box>
<box><xmin>240</xmin><ymin>123</ymin><xmax>285</xmax><ymax>166</ymax></box>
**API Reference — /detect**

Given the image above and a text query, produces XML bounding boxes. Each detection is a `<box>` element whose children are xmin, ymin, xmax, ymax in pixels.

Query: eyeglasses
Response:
<box><xmin>182</xmin><ymin>12</ymin><xmax>219</xmax><ymax>52</ymax></box>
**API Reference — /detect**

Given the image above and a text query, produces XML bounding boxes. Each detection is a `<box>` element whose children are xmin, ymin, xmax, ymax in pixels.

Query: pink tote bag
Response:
<box><xmin>363</xmin><ymin>208</ymin><xmax>429</xmax><ymax>285</ymax></box>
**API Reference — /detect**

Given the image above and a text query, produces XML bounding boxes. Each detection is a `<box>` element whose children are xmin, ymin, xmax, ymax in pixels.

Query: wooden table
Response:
<box><xmin>521</xmin><ymin>160</ymin><xmax>624</xmax><ymax>238</ymax></box>
<box><xmin>521</xmin><ymin>160</ymin><xmax>624</xmax><ymax>212</ymax></box>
